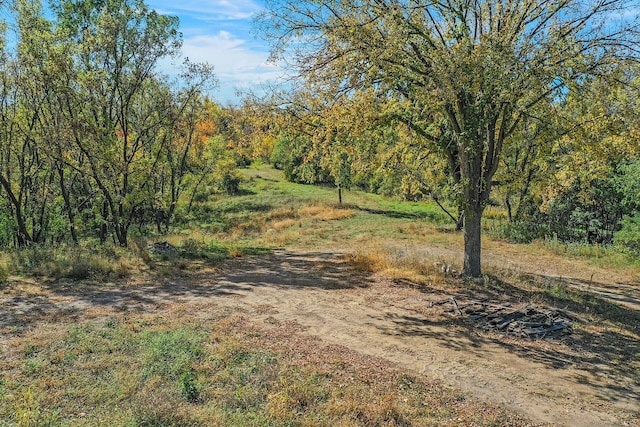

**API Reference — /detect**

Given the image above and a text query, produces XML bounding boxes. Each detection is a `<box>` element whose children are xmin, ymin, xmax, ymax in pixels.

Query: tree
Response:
<box><xmin>0</xmin><ymin>0</ymin><xmax>63</xmax><ymax>246</ymax></box>
<box><xmin>0</xmin><ymin>0</ymin><xmax>220</xmax><ymax>248</ymax></box>
<box><xmin>51</xmin><ymin>0</ymin><xmax>183</xmax><ymax>246</ymax></box>
<box><xmin>260</xmin><ymin>0</ymin><xmax>640</xmax><ymax>276</ymax></box>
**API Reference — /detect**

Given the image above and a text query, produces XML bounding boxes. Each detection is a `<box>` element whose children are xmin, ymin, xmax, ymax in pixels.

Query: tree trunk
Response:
<box><xmin>462</xmin><ymin>203</ymin><xmax>483</xmax><ymax>277</ymax></box>
<box><xmin>338</xmin><ymin>185</ymin><xmax>343</xmax><ymax>205</ymax></box>
<box><xmin>0</xmin><ymin>174</ymin><xmax>33</xmax><ymax>247</ymax></box>
<box><xmin>505</xmin><ymin>193</ymin><xmax>513</xmax><ymax>222</ymax></box>
<box><xmin>99</xmin><ymin>201</ymin><xmax>108</xmax><ymax>243</ymax></box>
<box><xmin>114</xmin><ymin>222</ymin><xmax>128</xmax><ymax>247</ymax></box>
<box><xmin>57</xmin><ymin>166</ymin><xmax>78</xmax><ymax>245</ymax></box>
<box><xmin>456</xmin><ymin>212</ymin><xmax>464</xmax><ymax>231</ymax></box>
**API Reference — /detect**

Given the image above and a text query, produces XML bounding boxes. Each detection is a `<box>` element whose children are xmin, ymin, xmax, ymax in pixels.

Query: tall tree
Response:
<box><xmin>51</xmin><ymin>0</ymin><xmax>182</xmax><ymax>246</ymax></box>
<box><xmin>260</xmin><ymin>0</ymin><xmax>640</xmax><ymax>277</ymax></box>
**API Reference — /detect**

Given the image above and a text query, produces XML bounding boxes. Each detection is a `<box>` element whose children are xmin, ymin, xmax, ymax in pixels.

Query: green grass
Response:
<box><xmin>0</xmin><ymin>314</ymin><xmax>525</xmax><ymax>426</ymax></box>
<box><xmin>487</xmin><ymin>220</ymin><xmax>640</xmax><ymax>271</ymax></box>
<box><xmin>184</xmin><ymin>165</ymin><xmax>456</xmax><ymax>252</ymax></box>
<box><xmin>179</xmin><ymin>164</ymin><xmax>640</xmax><ymax>278</ymax></box>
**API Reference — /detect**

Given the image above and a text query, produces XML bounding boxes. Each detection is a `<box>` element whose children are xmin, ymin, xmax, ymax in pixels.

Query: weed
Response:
<box><xmin>347</xmin><ymin>244</ymin><xmax>449</xmax><ymax>287</ymax></box>
<box><xmin>114</xmin><ymin>259</ymin><xmax>134</xmax><ymax>278</ymax></box>
<box><xmin>0</xmin><ymin>264</ymin><xmax>8</xmax><ymax>284</ymax></box>
<box><xmin>179</xmin><ymin>238</ymin><xmax>229</xmax><ymax>261</ymax></box>
<box><xmin>180</xmin><ymin>370</ymin><xmax>200</xmax><ymax>403</ymax></box>
<box><xmin>8</xmin><ymin>245</ymin><xmax>130</xmax><ymax>281</ymax></box>
<box><xmin>67</xmin><ymin>253</ymin><xmax>114</xmax><ymax>280</ymax></box>
<box><xmin>228</xmin><ymin>245</ymin><xmax>244</xmax><ymax>258</ymax></box>
<box><xmin>267</xmin><ymin>369</ymin><xmax>328</xmax><ymax>421</ymax></box>
<box><xmin>180</xmin><ymin>238</ymin><xmax>204</xmax><ymax>258</ymax></box>
<box><xmin>131</xmin><ymin>236</ymin><xmax>153</xmax><ymax>265</ymax></box>
<box><xmin>299</xmin><ymin>204</ymin><xmax>355</xmax><ymax>221</ymax></box>
<box><xmin>267</xmin><ymin>218</ymin><xmax>298</xmax><ymax>230</ymax></box>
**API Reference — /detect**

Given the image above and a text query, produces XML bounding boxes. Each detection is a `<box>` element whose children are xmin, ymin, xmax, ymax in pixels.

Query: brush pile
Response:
<box><xmin>434</xmin><ymin>297</ymin><xmax>583</xmax><ymax>339</ymax></box>
<box><xmin>147</xmin><ymin>241</ymin><xmax>178</xmax><ymax>254</ymax></box>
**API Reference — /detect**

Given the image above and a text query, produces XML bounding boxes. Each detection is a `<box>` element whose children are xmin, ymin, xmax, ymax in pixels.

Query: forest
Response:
<box><xmin>0</xmin><ymin>0</ymin><xmax>639</xmax><ymax>274</ymax></box>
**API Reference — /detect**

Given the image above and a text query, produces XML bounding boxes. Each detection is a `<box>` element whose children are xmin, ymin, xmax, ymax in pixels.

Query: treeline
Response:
<box><xmin>0</xmin><ymin>0</ymin><xmax>241</xmax><ymax>248</ymax></box>
<box><xmin>239</xmin><ymin>76</ymin><xmax>640</xmax><ymax>254</ymax></box>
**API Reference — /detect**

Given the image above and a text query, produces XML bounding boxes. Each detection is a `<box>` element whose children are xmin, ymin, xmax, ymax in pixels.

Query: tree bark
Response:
<box><xmin>462</xmin><ymin>203</ymin><xmax>483</xmax><ymax>277</ymax></box>
<box><xmin>456</xmin><ymin>212</ymin><xmax>464</xmax><ymax>231</ymax></box>
<box><xmin>56</xmin><ymin>165</ymin><xmax>78</xmax><ymax>244</ymax></box>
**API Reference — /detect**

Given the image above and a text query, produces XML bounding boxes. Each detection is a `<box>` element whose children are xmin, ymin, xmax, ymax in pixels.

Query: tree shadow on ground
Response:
<box><xmin>375</xmin><ymin>272</ymin><xmax>639</xmax><ymax>407</ymax></box>
<box><xmin>0</xmin><ymin>250</ymin><xmax>370</xmax><ymax>334</ymax></box>
<box><xmin>357</xmin><ymin>206</ymin><xmax>443</xmax><ymax>221</ymax></box>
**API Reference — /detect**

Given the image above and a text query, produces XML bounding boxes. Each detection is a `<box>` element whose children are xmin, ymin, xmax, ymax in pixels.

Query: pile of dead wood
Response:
<box><xmin>147</xmin><ymin>241</ymin><xmax>178</xmax><ymax>254</ymax></box>
<box><xmin>434</xmin><ymin>297</ymin><xmax>586</xmax><ymax>339</ymax></box>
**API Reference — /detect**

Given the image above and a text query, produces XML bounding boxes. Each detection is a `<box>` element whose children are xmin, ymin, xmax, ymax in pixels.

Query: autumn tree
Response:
<box><xmin>50</xmin><ymin>0</ymin><xmax>183</xmax><ymax>246</ymax></box>
<box><xmin>529</xmin><ymin>68</ymin><xmax>640</xmax><ymax>243</ymax></box>
<box><xmin>0</xmin><ymin>0</ymin><xmax>63</xmax><ymax>246</ymax></box>
<box><xmin>0</xmin><ymin>0</ymin><xmax>218</xmax><ymax>247</ymax></box>
<box><xmin>260</xmin><ymin>0</ymin><xmax>640</xmax><ymax>277</ymax></box>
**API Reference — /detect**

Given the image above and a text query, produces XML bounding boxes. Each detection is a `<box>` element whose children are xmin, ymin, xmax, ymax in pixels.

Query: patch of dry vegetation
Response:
<box><xmin>0</xmin><ymin>307</ymin><xmax>531</xmax><ymax>426</ymax></box>
<box><xmin>298</xmin><ymin>204</ymin><xmax>355</xmax><ymax>221</ymax></box>
<box><xmin>346</xmin><ymin>243</ymin><xmax>456</xmax><ymax>290</ymax></box>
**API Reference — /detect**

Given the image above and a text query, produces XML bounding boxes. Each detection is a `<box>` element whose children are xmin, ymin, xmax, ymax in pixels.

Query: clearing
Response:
<box><xmin>1</xmin><ymin>166</ymin><xmax>638</xmax><ymax>426</ymax></box>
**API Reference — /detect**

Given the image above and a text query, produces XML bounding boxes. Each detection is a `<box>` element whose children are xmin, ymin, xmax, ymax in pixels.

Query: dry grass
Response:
<box><xmin>299</xmin><ymin>204</ymin><xmax>355</xmax><ymax>221</ymax></box>
<box><xmin>263</xmin><ymin>228</ymin><xmax>306</xmax><ymax>247</ymax></box>
<box><xmin>0</xmin><ymin>309</ymin><xmax>528</xmax><ymax>426</ymax></box>
<box><xmin>266</xmin><ymin>206</ymin><xmax>299</xmax><ymax>222</ymax></box>
<box><xmin>346</xmin><ymin>243</ymin><xmax>456</xmax><ymax>289</ymax></box>
<box><xmin>268</xmin><ymin>218</ymin><xmax>299</xmax><ymax>230</ymax></box>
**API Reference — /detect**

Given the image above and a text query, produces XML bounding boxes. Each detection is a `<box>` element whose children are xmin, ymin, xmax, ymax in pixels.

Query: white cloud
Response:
<box><xmin>147</xmin><ymin>1</ymin><xmax>285</xmax><ymax>103</ymax></box>
<box><xmin>160</xmin><ymin>30</ymin><xmax>285</xmax><ymax>104</ymax></box>
<box><xmin>182</xmin><ymin>31</ymin><xmax>278</xmax><ymax>78</ymax></box>
<box><xmin>148</xmin><ymin>0</ymin><xmax>262</xmax><ymax>21</ymax></box>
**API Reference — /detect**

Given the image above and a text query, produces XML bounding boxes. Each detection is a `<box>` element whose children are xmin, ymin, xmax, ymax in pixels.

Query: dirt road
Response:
<box><xmin>1</xmin><ymin>249</ymin><xmax>638</xmax><ymax>426</ymax></box>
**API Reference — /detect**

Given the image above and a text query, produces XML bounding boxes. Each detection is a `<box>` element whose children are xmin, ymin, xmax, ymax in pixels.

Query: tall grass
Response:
<box><xmin>347</xmin><ymin>243</ymin><xmax>455</xmax><ymax>288</ymax></box>
<box><xmin>8</xmin><ymin>244</ymin><xmax>133</xmax><ymax>281</ymax></box>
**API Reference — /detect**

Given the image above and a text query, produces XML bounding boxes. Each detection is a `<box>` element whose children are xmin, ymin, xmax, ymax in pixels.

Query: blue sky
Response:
<box><xmin>147</xmin><ymin>0</ymin><xmax>281</xmax><ymax>105</ymax></box>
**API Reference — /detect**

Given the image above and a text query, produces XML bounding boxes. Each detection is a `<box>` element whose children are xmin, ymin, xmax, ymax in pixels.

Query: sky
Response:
<box><xmin>146</xmin><ymin>0</ymin><xmax>282</xmax><ymax>105</ymax></box>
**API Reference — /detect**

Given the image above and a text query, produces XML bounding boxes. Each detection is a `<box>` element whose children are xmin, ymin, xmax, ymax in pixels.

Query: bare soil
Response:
<box><xmin>1</xmin><ymin>249</ymin><xmax>639</xmax><ymax>426</ymax></box>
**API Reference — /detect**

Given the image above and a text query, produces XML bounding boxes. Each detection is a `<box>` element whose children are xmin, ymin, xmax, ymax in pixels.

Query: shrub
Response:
<box><xmin>219</xmin><ymin>172</ymin><xmax>242</xmax><ymax>195</ymax></box>
<box><xmin>614</xmin><ymin>213</ymin><xmax>640</xmax><ymax>255</ymax></box>
<box><xmin>487</xmin><ymin>220</ymin><xmax>547</xmax><ymax>243</ymax></box>
<box><xmin>0</xmin><ymin>264</ymin><xmax>8</xmax><ymax>284</ymax></box>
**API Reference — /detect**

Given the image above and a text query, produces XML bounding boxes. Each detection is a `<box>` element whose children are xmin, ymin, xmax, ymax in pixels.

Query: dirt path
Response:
<box><xmin>1</xmin><ymin>250</ymin><xmax>638</xmax><ymax>426</ymax></box>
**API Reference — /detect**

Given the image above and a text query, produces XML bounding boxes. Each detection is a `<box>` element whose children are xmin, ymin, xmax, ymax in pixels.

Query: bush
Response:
<box><xmin>219</xmin><ymin>172</ymin><xmax>242</xmax><ymax>195</ymax></box>
<box><xmin>614</xmin><ymin>213</ymin><xmax>640</xmax><ymax>255</ymax></box>
<box><xmin>487</xmin><ymin>220</ymin><xmax>547</xmax><ymax>243</ymax></box>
